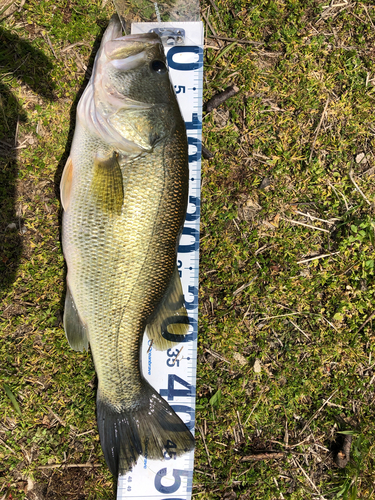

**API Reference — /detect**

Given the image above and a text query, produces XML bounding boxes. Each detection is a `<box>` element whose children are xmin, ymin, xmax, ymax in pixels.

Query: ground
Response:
<box><xmin>1</xmin><ymin>1</ymin><xmax>375</xmax><ymax>499</ymax></box>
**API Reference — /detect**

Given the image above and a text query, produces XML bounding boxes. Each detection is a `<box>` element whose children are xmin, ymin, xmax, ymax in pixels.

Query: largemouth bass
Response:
<box><xmin>60</xmin><ymin>15</ymin><xmax>194</xmax><ymax>476</ymax></box>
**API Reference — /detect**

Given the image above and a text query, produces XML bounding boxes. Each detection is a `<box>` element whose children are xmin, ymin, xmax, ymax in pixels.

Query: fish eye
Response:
<box><xmin>151</xmin><ymin>60</ymin><xmax>167</xmax><ymax>74</ymax></box>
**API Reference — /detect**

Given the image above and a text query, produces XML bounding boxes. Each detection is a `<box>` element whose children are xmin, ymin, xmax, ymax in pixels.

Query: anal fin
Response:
<box><xmin>146</xmin><ymin>265</ymin><xmax>189</xmax><ymax>351</ymax></box>
<box><xmin>63</xmin><ymin>285</ymin><xmax>89</xmax><ymax>352</ymax></box>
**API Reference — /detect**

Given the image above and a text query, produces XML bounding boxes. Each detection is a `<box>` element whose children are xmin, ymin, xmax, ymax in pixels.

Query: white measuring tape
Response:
<box><xmin>116</xmin><ymin>21</ymin><xmax>204</xmax><ymax>500</ymax></box>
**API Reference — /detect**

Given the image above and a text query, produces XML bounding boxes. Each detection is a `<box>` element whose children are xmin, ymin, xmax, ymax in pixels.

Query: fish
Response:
<box><xmin>60</xmin><ymin>14</ymin><xmax>195</xmax><ymax>476</ymax></box>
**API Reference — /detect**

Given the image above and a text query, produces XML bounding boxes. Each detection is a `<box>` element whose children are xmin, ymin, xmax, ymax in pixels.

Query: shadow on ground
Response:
<box><xmin>0</xmin><ymin>26</ymin><xmax>55</xmax><ymax>296</ymax></box>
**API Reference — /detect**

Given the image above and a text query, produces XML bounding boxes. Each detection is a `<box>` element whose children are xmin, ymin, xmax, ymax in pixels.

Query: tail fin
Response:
<box><xmin>97</xmin><ymin>380</ymin><xmax>195</xmax><ymax>476</ymax></box>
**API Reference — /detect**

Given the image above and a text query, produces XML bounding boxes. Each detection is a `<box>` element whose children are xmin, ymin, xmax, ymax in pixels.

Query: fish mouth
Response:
<box><xmin>114</xmin><ymin>33</ymin><xmax>161</xmax><ymax>43</ymax></box>
<box><xmin>104</xmin><ymin>29</ymin><xmax>163</xmax><ymax>71</ymax></box>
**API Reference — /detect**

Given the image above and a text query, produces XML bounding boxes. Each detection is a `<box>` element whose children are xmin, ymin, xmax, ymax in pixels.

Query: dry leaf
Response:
<box><xmin>253</xmin><ymin>359</ymin><xmax>262</xmax><ymax>373</ymax></box>
<box><xmin>233</xmin><ymin>352</ymin><xmax>248</xmax><ymax>366</ymax></box>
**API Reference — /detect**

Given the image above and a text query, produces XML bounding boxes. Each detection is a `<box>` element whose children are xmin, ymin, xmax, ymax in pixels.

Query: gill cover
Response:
<box><xmin>76</xmin><ymin>15</ymin><xmax>169</xmax><ymax>154</ymax></box>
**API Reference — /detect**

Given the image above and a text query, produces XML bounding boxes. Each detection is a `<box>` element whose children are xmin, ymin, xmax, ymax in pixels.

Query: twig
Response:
<box><xmin>45</xmin><ymin>33</ymin><xmax>57</xmax><ymax>59</ymax></box>
<box><xmin>237</xmin><ymin>467</ymin><xmax>252</xmax><ymax>478</ymax></box>
<box><xmin>0</xmin><ymin>490</ymin><xmax>9</xmax><ymax>500</ymax></box>
<box><xmin>356</xmin><ymin>310</ymin><xmax>375</xmax><ymax>334</ymax></box>
<box><xmin>349</xmin><ymin>164</ymin><xmax>372</xmax><ymax>206</ymax></box>
<box><xmin>281</xmin><ymin>217</ymin><xmax>330</xmax><ymax>233</ymax></box>
<box><xmin>257</xmin><ymin>50</ymin><xmax>283</xmax><ymax>57</ymax></box>
<box><xmin>322</xmin><ymin>316</ymin><xmax>339</xmax><ymax>332</ymax></box>
<box><xmin>195</xmin><ymin>469</ymin><xmax>214</xmax><ymax>477</ymax></box>
<box><xmin>258</xmin><ymin>312</ymin><xmax>305</xmax><ymax>321</ymax></box>
<box><xmin>207</xmin><ymin>34</ymin><xmax>264</xmax><ymax>46</ymax></box>
<box><xmin>295</xmin><ymin>211</ymin><xmax>338</xmax><ymax>225</ymax></box>
<box><xmin>242</xmin><ymin>304</ymin><xmax>252</xmax><ymax>325</ymax></box>
<box><xmin>314</xmin><ymin>443</ymin><xmax>330</xmax><ymax>452</ymax></box>
<box><xmin>362</xmin><ymin>374</ymin><xmax>375</xmax><ymax>400</ymax></box>
<box><xmin>205</xmin><ymin>85</ymin><xmax>240</xmax><ymax>112</ymax></box>
<box><xmin>288</xmin><ymin>319</ymin><xmax>310</xmax><ymax>340</ymax></box>
<box><xmin>297</xmin><ymin>252</ymin><xmax>340</xmax><ymax>264</ymax></box>
<box><xmin>46</xmin><ymin>407</ymin><xmax>65</xmax><ymax>426</ymax></box>
<box><xmin>205</xmin><ymin>348</ymin><xmax>230</xmax><ymax>364</ymax></box>
<box><xmin>321</xmin><ymin>399</ymin><xmax>345</xmax><ymax>409</ymax></box>
<box><xmin>198</xmin><ymin>425</ymin><xmax>212</xmax><ymax>468</ymax></box>
<box><xmin>232</xmin><ymin>218</ymin><xmax>241</xmax><ymax>233</ymax></box>
<box><xmin>5</xmin><ymin>53</ymin><xmax>29</xmax><ymax>76</ymax></box>
<box><xmin>273</xmin><ymin>329</ymin><xmax>284</xmax><ymax>347</ymax></box>
<box><xmin>38</xmin><ymin>463</ymin><xmax>101</xmax><ymax>469</ymax></box>
<box><xmin>363</xmin><ymin>5</ymin><xmax>375</xmax><ymax>29</ymax></box>
<box><xmin>192</xmin><ymin>487</ymin><xmax>222</xmax><ymax>496</ymax></box>
<box><xmin>360</xmin><ymin>165</ymin><xmax>375</xmax><ymax>177</ymax></box>
<box><xmin>300</xmin><ymin>389</ymin><xmax>338</xmax><ymax>435</ymax></box>
<box><xmin>236</xmin><ymin>410</ymin><xmax>245</xmax><ymax>440</ymax></box>
<box><xmin>75</xmin><ymin>429</ymin><xmax>95</xmax><ymax>437</ymax></box>
<box><xmin>322</xmin><ymin>2</ymin><xmax>349</xmax><ymax>9</ymax></box>
<box><xmin>269</xmin><ymin>434</ymin><xmax>313</xmax><ymax>449</ymax></box>
<box><xmin>255</xmin><ymin>244</ymin><xmax>276</xmax><ymax>255</ymax></box>
<box><xmin>0</xmin><ymin>437</ymin><xmax>16</xmax><ymax>455</ymax></box>
<box><xmin>328</xmin><ymin>182</ymin><xmax>350</xmax><ymax>211</ymax></box>
<box><xmin>14</xmin><ymin>116</ymin><xmax>19</xmax><ymax>146</ymax></box>
<box><xmin>241</xmin><ymin>453</ymin><xmax>284</xmax><ymax>461</ymax></box>
<box><xmin>233</xmin><ymin>277</ymin><xmax>257</xmax><ymax>296</ymax></box>
<box><xmin>207</xmin><ymin>0</ymin><xmax>219</xmax><ymax>14</ymax></box>
<box><xmin>244</xmin><ymin>391</ymin><xmax>264</xmax><ymax>425</ymax></box>
<box><xmin>13</xmin><ymin>142</ymin><xmax>28</xmax><ymax>150</ymax></box>
<box><xmin>201</xmin><ymin>10</ymin><xmax>223</xmax><ymax>48</ymax></box>
<box><xmin>214</xmin><ymin>441</ymin><xmax>227</xmax><ymax>447</ymax></box>
<box><xmin>309</xmin><ymin>97</ymin><xmax>330</xmax><ymax>163</ymax></box>
<box><xmin>73</xmin><ymin>50</ymin><xmax>88</xmax><ymax>72</ymax></box>
<box><xmin>61</xmin><ymin>41</ymin><xmax>92</xmax><ymax>53</ymax></box>
<box><xmin>293</xmin><ymin>457</ymin><xmax>327</xmax><ymax>499</ymax></box>
<box><xmin>317</xmin><ymin>1</ymin><xmax>351</xmax><ymax>24</ymax></box>
<box><xmin>273</xmin><ymin>477</ymin><xmax>285</xmax><ymax>499</ymax></box>
<box><xmin>351</xmin><ymin>11</ymin><xmax>370</xmax><ymax>26</ymax></box>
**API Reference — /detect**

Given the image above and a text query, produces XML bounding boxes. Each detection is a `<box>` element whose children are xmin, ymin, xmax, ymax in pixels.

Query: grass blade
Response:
<box><xmin>3</xmin><ymin>384</ymin><xmax>21</xmax><ymax>416</ymax></box>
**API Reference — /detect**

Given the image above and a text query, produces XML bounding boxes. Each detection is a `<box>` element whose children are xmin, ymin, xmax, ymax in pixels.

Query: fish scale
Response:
<box><xmin>67</xmin><ymin>143</ymin><xmax>187</xmax><ymax>396</ymax></box>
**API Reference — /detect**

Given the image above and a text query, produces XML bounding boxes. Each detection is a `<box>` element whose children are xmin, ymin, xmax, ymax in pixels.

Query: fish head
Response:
<box><xmin>79</xmin><ymin>16</ymin><xmax>184</xmax><ymax>154</ymax></box>
<box><xmin>104</xmin><ymin>32</ymin><xmax>172</xmax><ymax>105</ymax></box>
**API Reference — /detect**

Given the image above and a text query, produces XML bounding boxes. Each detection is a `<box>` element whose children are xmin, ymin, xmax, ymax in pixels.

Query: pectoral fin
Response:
<box><xmin>146</xmin><ymin>265</ymin><xmax>189</xmax><ymax>350</ymax></box>
<box><xmin>63</xmin><ymin>285</ymin><xmax>89</xmax><ymax>352</ymax></box>
<box><xmin>60</xmin><ymin>156</ymin><xmax>73</xmax><ymax>211</ymax></box>
<box><xmin>92</xmin><ymin>153</ymin><xmax>124</xmax><ymax>215</ymax></box>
